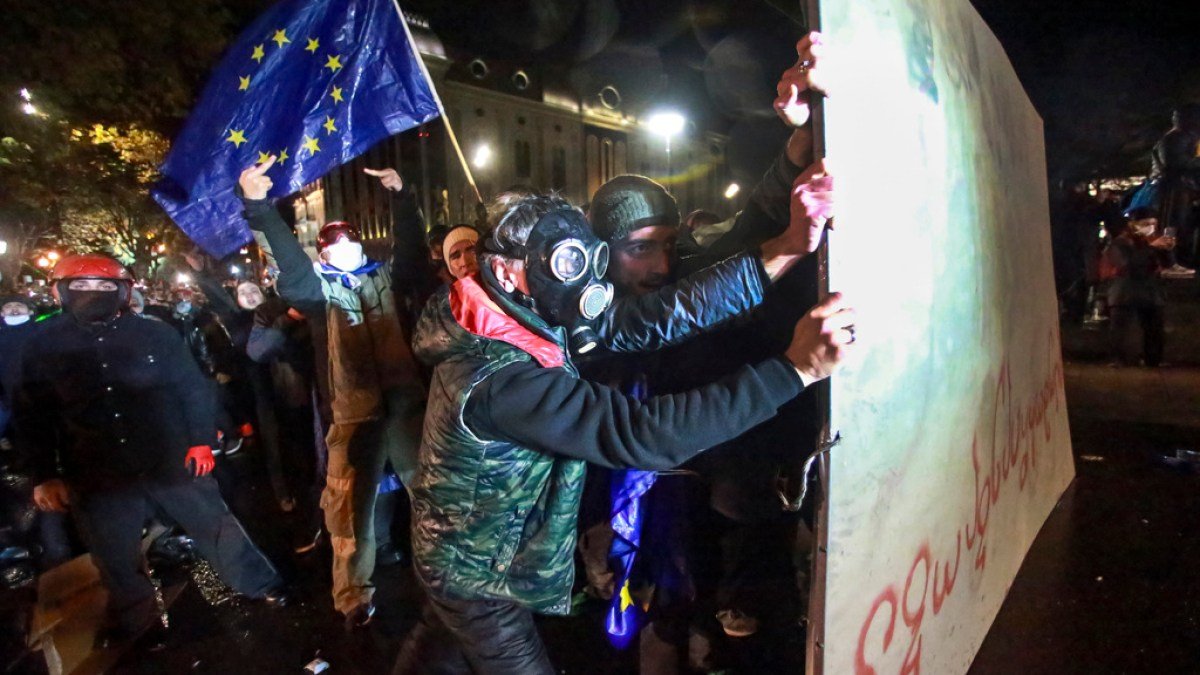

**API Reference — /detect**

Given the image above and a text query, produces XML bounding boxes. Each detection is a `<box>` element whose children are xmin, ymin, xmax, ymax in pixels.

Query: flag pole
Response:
<box><xmin>391</xmin><ymin>0</ymin><xmax>484</xmax><ymax>206</ymax></box>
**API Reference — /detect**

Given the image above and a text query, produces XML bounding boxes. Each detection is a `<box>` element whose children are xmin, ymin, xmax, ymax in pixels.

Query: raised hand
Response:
<box><xmin>239</xmin><ymin>155</ymin><xmax>277</xmax><ymax>201</ymax></box>
<box><xmin>364</xmin><ymin>167</ymin><xmax>403</xmax><ymax>192</ymax></box>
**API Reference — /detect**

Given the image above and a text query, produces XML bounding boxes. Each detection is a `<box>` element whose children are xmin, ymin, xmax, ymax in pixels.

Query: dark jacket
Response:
<box><xmin>13</xmin><ymin>312</ymin><xmax>216</xmax><ymax>492</ymax></box>
<box><xmin>409</xmin><ymin>272</ymin><xmax>803</xmax><ymax>615</ymax></box>
<box><xmin>1104</xmin><ymin>233</ymin><xmax>1168</xmax><ymax>307</ymax></box>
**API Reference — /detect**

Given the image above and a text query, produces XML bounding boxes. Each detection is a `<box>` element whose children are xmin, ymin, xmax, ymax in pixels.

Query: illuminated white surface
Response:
<box><xmin>471</xmin><ymin>144</ymin><xmax>492</xmax><ymax>169</ymax></box>
<box><xmin>723</xmin><ymin>182</ymin><xmax>740</xmax><ymax>199</ymax></box>
<box><xmin>645</xmin><ymin>111</ymin><xmax>686</xmax><ymax>139</ymax></box>
<box><xmin>817</xmin><ymin>0</ymin><xmax>1075</xmax><ymax>673</ymax></box>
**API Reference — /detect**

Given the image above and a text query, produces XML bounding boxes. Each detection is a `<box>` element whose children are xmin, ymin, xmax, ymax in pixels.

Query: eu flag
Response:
<box><xmin>153</xmin><ymin>0</ymin><xmax>439</xmax><ymax>257</ymax></box>
<box><xmin>605</xmin><ymin>468</ymin><xmax>658</xmax><ymax>649</ymax></box>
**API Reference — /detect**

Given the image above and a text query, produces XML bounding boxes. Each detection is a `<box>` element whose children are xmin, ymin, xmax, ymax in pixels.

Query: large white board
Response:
<box><xmin>817</xmin><ymin>0</ymin><xmax>1075</xmax><ymax>673</ymax></box>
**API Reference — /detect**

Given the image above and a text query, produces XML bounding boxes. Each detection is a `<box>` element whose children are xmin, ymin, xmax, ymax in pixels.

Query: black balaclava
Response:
<box><xmin>58</xmin><ymin>282</ymin><xmax>128</xmax><ymax>324</ymax></box>
<box><xmin>488</xmin><ymin>209</ymin><xmax>614</xmax><ymax>355</ymax></box>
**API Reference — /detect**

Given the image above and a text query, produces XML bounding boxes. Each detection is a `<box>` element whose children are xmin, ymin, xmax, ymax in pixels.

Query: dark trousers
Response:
<box><xmin>1110</xmin><ymin>304</ymin><xmax>1165</xmax><ymax>366</ymax></box>
<box><xmin>392</xmin><ymin>594</ymin><xmax>554</xmax><ymax>675</ymax></box>
<box><xmin>72</xmin><ymin>476</ymin><xmax>281</xmax><ymax>634</ymax></box>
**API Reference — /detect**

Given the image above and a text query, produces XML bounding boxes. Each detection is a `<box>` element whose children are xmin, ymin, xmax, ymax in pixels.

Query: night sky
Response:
<box><xmin>407</xmin><ymin>0</ymin><xmax>1200</xmax><ymax>184</ymax></box>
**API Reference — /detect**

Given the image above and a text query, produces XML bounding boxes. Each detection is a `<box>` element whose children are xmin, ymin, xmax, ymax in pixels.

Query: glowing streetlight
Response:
<box><xmin>230</xmin><ymin>265</ymin><xmax>241</xmax><ymax>275</ymax></box>
<box><xmin>19</xmin><ymin>88</ymin><xmax>31</xmax><ymax>102</ymax></box>
<box><xmin>176</xmin><ymin>272</ymin><xmax>191</xmax><ymax>285</ymax></box>
<box><xmin>724</xmin><ymin>182</ymin><xmax>741</xmax><ymax>200</ymax></box>
<box><xmin>471</xmin><ymin>144</ymin><xmax>492</xmax><ymax>169</ymax></box>
<box><xmin>46</xmin><ymin>251</ymin><xmax>60</xmax><ymax>261</ymax></box>
<box><xmin>0</xmin><ymin>240</ymin><xmax>7</xmax><ymax>256</ymax></box>
<box><xmin>36</xmin><ymin>257</ymin><xmax>50</xmax><ymax>268</ymax></box>
<box><xmin>157</xmin><ymin>243</ymin><xmax>167</xmax><ymax>254</ymax></box>
<box><xmin>645</xmin><ymin>111</ymin><xmax>687</xmax><ymax>184</ymax></box>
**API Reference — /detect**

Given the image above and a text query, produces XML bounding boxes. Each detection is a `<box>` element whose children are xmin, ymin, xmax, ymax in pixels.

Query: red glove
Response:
<box><xmin>185</xmin><ymin>445</ymin><xmax>216</xmax><ymax>477</ymax></box>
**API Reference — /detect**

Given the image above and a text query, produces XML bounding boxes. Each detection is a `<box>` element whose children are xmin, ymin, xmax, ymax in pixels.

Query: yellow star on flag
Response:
<box><xmin>238</xmin><ymin>75</ymin><xmax>251</xmax><ymax>91</ymax></box>
<box><xmin>300</xmin><ymin>135</ymin><xmax>321</xmax><ymax>156</ymax></box>
<box><xmin>272</xmin><ymin>29</ymin><xmax>291</xmax><ymax>48</ymax></box>
<box><xmin>330</xmin><ymin>86</ymin><xmax>344</xmax><ymax>104</ymax></box>
<box><xmin>278</xmin><ymin>148</ymin><xmax>290</xmax><ymax>164</ymax></box>
<box><xmin>251</xmin><ymin>44</ymin><xmax>266</xmax><ymax>63</ymax></box>
<box><xmin>257</xmin><ymin>151</ymin><xmax>272</xmax><ymax>164</ymax></box>
<box><xmin>226</xmin><ymin>129</ymin><xmax>248</xmax><ymax>148</ymax></box>
<box><xmin>323</xmin><ymin>116</ymin><xmax>338</xmax><ymax>135</ymax></box>
<box><xmin>324</xmin><ymin>55</ymin><xmax>343</xmax><ymax>73</ymax></box>
<box><xmin>618</xmin><ymin>581</ymin><xmax>634</xmax><ymax>613</ymax></box>
<box><xmin>306</xmin><ymin>38</ymin><xmax>320</xmax><ymax>53</ymax></box>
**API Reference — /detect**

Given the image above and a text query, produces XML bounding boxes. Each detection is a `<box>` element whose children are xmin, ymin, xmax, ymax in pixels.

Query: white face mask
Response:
<box><xmin>1135</xmin><ymin>225</ymin><xmax>1155</xmax><ymax>237</ymax></box>
<box><xmin>324</xmin><ymin>241</ymin><xmax>366</xmax><ymax>272</ymax></box>
<box><xmin>3</xmin><ymin>315</ymin><xmax>30</xmax><ymax>326</ymax></box>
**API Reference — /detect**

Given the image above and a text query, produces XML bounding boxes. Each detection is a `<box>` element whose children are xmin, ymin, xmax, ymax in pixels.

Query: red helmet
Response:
<box><xmin>316</xmin><ymin>221</ymin><xmax>362</xmax><ymax>252</ymax></box>
<box><xmin>53</xmin><ymin>254</ymin><xmax>135</xmax><ymax>283</ymax></box>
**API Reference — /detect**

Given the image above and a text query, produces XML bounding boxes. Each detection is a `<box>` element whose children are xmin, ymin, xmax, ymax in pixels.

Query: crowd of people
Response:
<box><xmin>0</xmin><ymin>33</ymin><xmax>855</xmax><ymax>673</ymax></box>
<box><xmin>1054</xmin><ymin>103</ymin><xmax>1200</xmax><ymax>368</ymax></box>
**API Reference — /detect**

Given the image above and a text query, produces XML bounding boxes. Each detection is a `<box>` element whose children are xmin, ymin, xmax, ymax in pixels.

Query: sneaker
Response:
<box><xmin>716</xmin><ymin>608</ymin><xmax>760</xmax><ymax>638</ymax></box>
<box><xmin>1161</xmin><ymin>264</ymin><xmax>1196</xmax><ymax>279</ymax></box>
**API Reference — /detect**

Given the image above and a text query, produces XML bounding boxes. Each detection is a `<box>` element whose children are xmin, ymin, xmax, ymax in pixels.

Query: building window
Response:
<box><xmin>512</xmin><ymin>70</ymin><xmax>530</xmax><ymax>91</ymax></box>
<box><xmin>468</xmin><ymin>59</ymin><xmax>489</xmax><ymax>79</ymax></box>
<box><xmin>515</xmin><ymin>140</ymin><xmax>532</xmax><ymax>178</ymax></box>
<box><xmin>552</xmin><ymin>147</ymin><xmax>567</xmax><ymax>190</ymax></box>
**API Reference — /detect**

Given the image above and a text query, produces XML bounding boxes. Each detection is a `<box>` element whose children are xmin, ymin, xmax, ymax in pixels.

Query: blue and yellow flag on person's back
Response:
<box><xmin>153</xmin><ymin>0</ymin><xmax>439</xmax><ymax>257</ymax></box>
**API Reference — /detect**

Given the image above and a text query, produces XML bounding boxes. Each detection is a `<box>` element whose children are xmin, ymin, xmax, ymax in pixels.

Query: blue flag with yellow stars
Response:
<box><xmin>605</xmin><ymin>468</ymin><xmax>658</xmax><ymax>649</ymax></box>
<box><xmin>153</xmin><ymin>0</ymin><xmax>439</xmax><ymax>257</ymax></box>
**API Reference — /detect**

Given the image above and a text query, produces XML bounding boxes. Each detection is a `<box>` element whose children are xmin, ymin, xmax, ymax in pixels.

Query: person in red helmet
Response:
<box><xmin>12</xmin><ymin>253</ymin><xmax>288</xmax><ymax>650</ymax></box>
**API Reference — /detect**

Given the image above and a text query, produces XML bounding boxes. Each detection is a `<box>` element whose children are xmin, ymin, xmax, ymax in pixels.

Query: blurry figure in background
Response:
<box><xmin>425</xmin><ymin>225</ymin><xmax>452</xmax><ymax>287</ymax></box>
<box><xmin>240</xmin><ymin>159</ymin><xmax>427</xmax><ymax>629</ymax></box>
<box><xmin>440</xmin><ymin>225</ymin><xmax>480</xmax><ymax>281</ymax></box>
<box><xmin>1150</xmin><ymin>103</ymin><xmax>1200</xmax><ymax>268</ymax></box>
<box><xmin>0</xmin><ymin>295</ymin><xmax>71</xmax><ymax>574</ymax></box>
<box><xmin>128</xmin><ymin>288</ymin><xmax>148</xmax><ymax>316</ymax></box>
<box><xmin>15</xmin><ymin>254</ymin><xmax>288</xmax><ymax>650</ymax></box>
<box><xmin>1104</xmin><ymin>207</ymin><xmax>1174</xmax><ymax>367</ymax></box>
<box><xmin>162</xmin><ymin>285</ymin><xmax>244</xmax><ymax>455</ymax></box>
<box><xmin>247</xmin><ymin>294</ymin><xmax>322</xmax><ymax>552</ymax></box>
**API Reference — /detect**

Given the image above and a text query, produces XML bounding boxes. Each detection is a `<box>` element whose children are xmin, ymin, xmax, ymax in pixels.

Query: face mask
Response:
<box><xmin>63</xmin><ymin>289</ymin><xmax>123</xmax><ymax>323</ymax></box>
<box><xmin>1135</xmin><ymin>225</ymin><xmax>1155</xmax><ymax>237</ymax></box>
<box><xmin>175</xmin><ymin>300</ymin><xmax>193</xmax><ymax>315</ymax></box>
<box><xmin>512</xmin><ymin>209</ymin><xmax>614</xmax><ymax>354</ymax></box>
<box><xmin>324</xmin><ymin>241</ymin><xmax>366</xmax><ymax>272</ymax></box>
<box><xmin>3</xmin><ymin>315</ymin><xmax>30</xmax><ymax>326</ymax></box>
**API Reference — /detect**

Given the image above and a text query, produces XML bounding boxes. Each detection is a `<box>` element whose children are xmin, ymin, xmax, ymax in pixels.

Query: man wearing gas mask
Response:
<box><xmin>14</xmin><ymin>254</ymin><xmax>287</xmax><ymax>649</ymax></box>
<box><xmin>394</xmin><ymin>193</ymin><xmax>855</xmax><ymax>674</ymax></box>
<box><xmin>239</xmin><ymin>159</ymin><xmax>429</xmax><ymax>629</ymax></box>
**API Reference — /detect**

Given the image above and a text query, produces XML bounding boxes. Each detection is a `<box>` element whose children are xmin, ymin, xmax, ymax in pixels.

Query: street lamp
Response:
<box><xmin>646</xmin><ymin>111</ymin><xmax>686</xmax><ymax>183</ymax></box>
<box><xmin>0</xmin><ymin>240</ymin><xmax>7</xmax><ymax>256</ymax></box>
<box><xmin>36</xmin><ymin>257</ymin><xmax>50</xmax><ymax>268</ymax></box>
<box><xmin>723</xmin><ymin>182</ymin><xmax>741</xmax><ymax>200</ymax></box>
<box><xmin>46</xmin><ymin>251</ymin><xmax>59</xmax><ymax>261</ymax></box>
<box><xmin>471</xmin><ymin>144</ymin><xmax>492</xmax><ymax>169</ymax></box>
<box><xmin>176</xmin><ymin>272</ymin><xmax>191</xmax><ymax>285</ymax></box>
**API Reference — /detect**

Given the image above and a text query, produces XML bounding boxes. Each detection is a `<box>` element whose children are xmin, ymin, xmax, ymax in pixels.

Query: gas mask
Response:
<box><xmin>324</xmin><ymin>240</ymin><xmax>366</xmax><ymax>273</ymax></box>
<box><xmin>497</xmin><ymin>209</ymin><xmax>614</xmax><ymax>354</ymax></box>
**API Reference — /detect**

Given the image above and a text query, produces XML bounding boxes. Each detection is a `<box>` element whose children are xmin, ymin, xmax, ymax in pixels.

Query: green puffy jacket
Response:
<box><xmin>410</xmin><ymin>275</ymin><xmax>584</xmax><ymax>614</ymax></box>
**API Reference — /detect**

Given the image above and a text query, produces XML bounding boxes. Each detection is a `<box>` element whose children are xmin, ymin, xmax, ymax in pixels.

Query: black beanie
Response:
<box><xmin>588</xmin><ymin>175</ymin><xmax>680</xmax><ymax>242</ymax></box>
